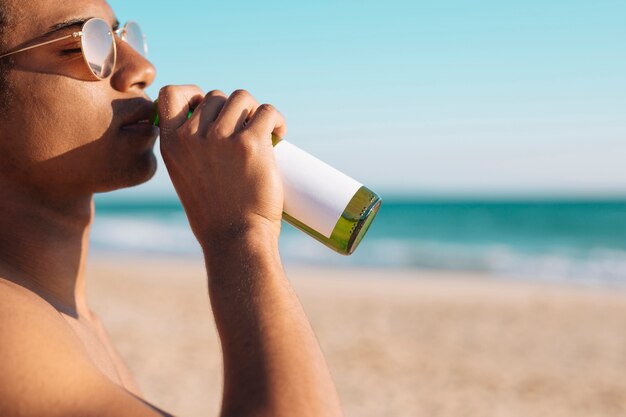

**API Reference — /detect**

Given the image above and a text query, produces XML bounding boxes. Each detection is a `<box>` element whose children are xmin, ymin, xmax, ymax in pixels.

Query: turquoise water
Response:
<box><xmin>93</xmin><ymin>196</ymin><xmax>626</xmax><ymax>283</ymax></box>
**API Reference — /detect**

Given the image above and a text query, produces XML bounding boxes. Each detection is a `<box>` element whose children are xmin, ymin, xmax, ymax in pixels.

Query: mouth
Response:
<box><xmin>120</xmin><ymin>101</ymin><xmax>160</xmax><ymax>136</ymax></box>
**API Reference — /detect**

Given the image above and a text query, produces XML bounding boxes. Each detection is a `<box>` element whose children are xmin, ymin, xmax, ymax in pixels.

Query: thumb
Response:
<box><xmin>157</xmin><ymin>85</ymin><xmax>205</xmax><ymax>133</ymax></box>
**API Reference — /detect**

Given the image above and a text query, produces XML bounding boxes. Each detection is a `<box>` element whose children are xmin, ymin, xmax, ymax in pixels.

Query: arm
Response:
<box><xmin>204</xmin><ymin>228</ymin><xmax>342</xmax><ymax>417</ymax></box>
<box><xmin>0</xmin><ymin>86</ymin><xmax>342</xmax><ymax>417</ymax></box>
<box><xmin>157</xmin><ymin>86</ymin><xmax>344</xmax><ymax>417</ymax></box>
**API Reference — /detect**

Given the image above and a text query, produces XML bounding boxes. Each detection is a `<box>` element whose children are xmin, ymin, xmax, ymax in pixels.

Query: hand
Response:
<box><xmin>157</xmin><ymin>86</ymin><xmax>287</xmax><ymax>248</ymax></box>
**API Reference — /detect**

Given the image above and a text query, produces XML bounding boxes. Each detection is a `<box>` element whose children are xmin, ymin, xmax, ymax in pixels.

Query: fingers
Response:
<box><xmin>159</xmin><ymin>87</ymin><xmax>286</xmax><ymax>145</ymax></box>
<box><xmin>213</xmin><ymin>90</ymin><xmax>259</xmax><ymax>138</ymax></box>
<box><xmin>157</xmin><ymin>85</ymin><xmax>205</xmax><ymax>133</ymax></box>
<box><xmin>189</xmin><ymin>90</ymin><xmax>228</xmax><ymax>136</ymax></box>
<box><xmin>244</xmin><ymin>103</ymin><xmax>287</xmax><ymax>142</ymax></box>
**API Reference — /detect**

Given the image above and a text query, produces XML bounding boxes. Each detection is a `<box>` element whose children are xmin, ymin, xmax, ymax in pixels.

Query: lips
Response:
<box><xmin>120</xmin><ymin>100</ymin><xmax>159</xmax><ymax>135</ymax></box>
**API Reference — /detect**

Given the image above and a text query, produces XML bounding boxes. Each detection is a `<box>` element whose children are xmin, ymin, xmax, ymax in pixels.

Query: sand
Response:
<box><xmin>86</xmin><ymin>256</ymin><xmax>626</xmax><ymax>417</ymax></box>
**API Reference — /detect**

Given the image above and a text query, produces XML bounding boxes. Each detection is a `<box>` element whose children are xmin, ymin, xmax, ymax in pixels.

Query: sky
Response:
<box><xmin>107</xmin><ymin>0</ymin><xmax>626</xmax><ymax>199</ymax></box>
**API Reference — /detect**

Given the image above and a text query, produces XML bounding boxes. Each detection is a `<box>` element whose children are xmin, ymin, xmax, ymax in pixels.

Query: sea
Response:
<box><xmin>92</xmin><ymin>196</ymin><xmax>626</xmax><ymax>286</ymax></box>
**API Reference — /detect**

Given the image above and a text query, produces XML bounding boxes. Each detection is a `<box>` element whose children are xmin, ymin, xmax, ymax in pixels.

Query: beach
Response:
<box><xmin>87</xmin><ymin>256</ymin><xmax>626</xmax><ymax>417</ymax></box>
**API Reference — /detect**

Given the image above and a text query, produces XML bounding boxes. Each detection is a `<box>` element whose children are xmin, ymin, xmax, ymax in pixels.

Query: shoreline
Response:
<box><xmin>88</xmin><ymin>250</ymin><xmax>626</xmax><ymax>291</ymax></box>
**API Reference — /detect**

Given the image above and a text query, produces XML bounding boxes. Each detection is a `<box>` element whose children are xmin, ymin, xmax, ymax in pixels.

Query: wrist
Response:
<box><xmin>201</xmin><ymin>222</ymin><xmax>282</xmax><ymax>280</ymax></box>
<box><xmin>200</xmin><ymin>220</ymin><xmax>280</xmax><ymax>254</ymax></box>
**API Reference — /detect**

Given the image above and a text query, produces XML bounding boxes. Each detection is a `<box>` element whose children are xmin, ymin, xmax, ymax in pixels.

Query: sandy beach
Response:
<box><xmin>86</xmin><ymin>256</ymin><xmax>626</xmax><ymax>417</ymax></box>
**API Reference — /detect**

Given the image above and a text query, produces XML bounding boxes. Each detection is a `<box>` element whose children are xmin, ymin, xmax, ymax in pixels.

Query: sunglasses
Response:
<box><xmin>0</xmin><ymin>18</ymin><xmax>147</xmax><ymax>80</ymax></box>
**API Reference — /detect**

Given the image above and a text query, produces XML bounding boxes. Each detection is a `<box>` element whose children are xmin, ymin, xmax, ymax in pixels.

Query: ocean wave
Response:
<box><xmin>92</xmin><ymin>214</ymin><xmax>201</xmax><ymax>256</ymax></box>
<box><xmin>91</xmin><ymin>214</ymin><xmax>626</xmax><ymax>284</ymax></box>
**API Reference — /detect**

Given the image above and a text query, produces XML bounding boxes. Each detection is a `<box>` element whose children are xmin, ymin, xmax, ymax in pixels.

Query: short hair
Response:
<box><xmin>0</xmin><ymin>2</ymin><xmax>14</xmax><ymax>109</ymax></box>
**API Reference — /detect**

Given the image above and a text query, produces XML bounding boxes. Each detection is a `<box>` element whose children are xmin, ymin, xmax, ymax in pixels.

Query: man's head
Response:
<box><xmin>0</xmin><ymin>0</ymin><xmax>158</xmax><ymax>198</ymax></box>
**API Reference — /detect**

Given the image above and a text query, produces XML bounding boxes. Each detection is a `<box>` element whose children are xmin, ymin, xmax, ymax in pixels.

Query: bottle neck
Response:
<box><xmin>271</xmin><ymin>134</ymin><xmax>283</xmax><ymax>147</ymax></box>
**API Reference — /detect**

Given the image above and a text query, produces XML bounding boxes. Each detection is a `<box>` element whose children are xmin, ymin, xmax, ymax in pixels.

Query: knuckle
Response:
<box><xmin>231</xmin><ymin>89</ymin><xmax>250</xmax><ymax>98</ymax></box>
<box><xmin>257</xmin><ymin>103</ymin><xmax>276</xmax><ymax>114</ymax></box>
<box><xmin>206</xmin><ymin>89</ymin><xmax>226</xmax><ymax>98</ymax></box>
<box><xmin>158</xmin><ymin>85</ymin><xmax>176</xmax><ymax>97</ymax></box>
<box><xmin>208</xmin><ymin>123</ymin><xmax>229</xmax><ymax>140</ymax></box>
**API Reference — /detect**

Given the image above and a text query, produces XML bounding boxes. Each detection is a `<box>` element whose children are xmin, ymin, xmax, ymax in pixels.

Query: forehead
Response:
<box><xmin>3</xmin><ymin>0</ymin><xmax>115</xmax><ymax>44</ymax></box>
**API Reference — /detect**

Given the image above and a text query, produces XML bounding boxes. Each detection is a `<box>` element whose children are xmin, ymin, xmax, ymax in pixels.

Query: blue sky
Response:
<box><xmin>107</xmin><ymin>0</ymin><xmax>626</xmax><ymax>199</ymax></box>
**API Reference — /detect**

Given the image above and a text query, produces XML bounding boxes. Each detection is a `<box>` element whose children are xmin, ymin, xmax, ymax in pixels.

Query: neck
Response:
<box><xmin>0</xmin><ymin>180</ymin><xmax>94</xmax><ymax>318</ymax></box>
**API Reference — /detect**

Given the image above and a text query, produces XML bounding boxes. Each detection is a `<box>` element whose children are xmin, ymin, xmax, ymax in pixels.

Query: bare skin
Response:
<box><xmin>0</xmin><ymin>1</ymin><xmax>343</xmax><ymax>416</ymax></box>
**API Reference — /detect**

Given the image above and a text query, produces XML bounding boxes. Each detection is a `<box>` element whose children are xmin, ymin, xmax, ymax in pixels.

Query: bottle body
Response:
<box><xmin>272</xmin><ymin>135</ymin><xmax>382</xmax><ymax>255</ymax></box>
<box><xmin>282</xmin><ymin>185</ymin><xmax>382</xmax><ymax>255</ymax></box>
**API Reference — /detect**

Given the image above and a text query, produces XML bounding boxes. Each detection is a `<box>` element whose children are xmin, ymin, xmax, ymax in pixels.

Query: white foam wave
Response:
<box><xmin>92</xmin><ymin>215</ymin><xmax>201</xmax><ymax>255</ymax></box>
<box><xmin>91</xmin><ymin>215</ymin><xmax>626</xmax><ymax>284</ymax></box>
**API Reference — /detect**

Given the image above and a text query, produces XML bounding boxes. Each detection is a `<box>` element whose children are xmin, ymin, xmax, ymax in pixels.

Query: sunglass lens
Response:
<box><xmin>82</xmin><ymin>19</ymin><xmax>115</xmax><ymax>79</ymax></box>
<box><xmin>123</xmin><ymin>22</ymin><xmax>148</xmax><ymax>57</ymax></box>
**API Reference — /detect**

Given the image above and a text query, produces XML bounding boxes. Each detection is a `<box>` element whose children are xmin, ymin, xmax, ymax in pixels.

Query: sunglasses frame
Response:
<box><xmin>0</xmin><ymin>18</ymin><xmax>147</xmax><ymax>80</ymax></box>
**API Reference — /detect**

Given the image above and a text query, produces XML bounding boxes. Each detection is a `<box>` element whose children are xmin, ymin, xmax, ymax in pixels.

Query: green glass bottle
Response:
<box><xmin>153</xmin><ymin>105</ymin><xmax>382</xmax><ymax>256</ymax></box>
<box><xmin>270</xmin><ymin>134</ymin><xmax>382</xmax><ymax>255</ymax></box>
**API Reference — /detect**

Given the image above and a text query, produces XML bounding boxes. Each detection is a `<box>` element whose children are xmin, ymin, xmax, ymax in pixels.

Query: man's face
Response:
<box><xmin>0</xmin><ymin>0</ymin><xmax>158</xmax><ymax>197</ymax></box>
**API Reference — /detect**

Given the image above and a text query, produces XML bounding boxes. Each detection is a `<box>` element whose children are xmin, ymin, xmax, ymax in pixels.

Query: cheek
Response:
<box><xmin>5</xmin><ymin>76</ymin><xmax>114</xmax><ymax>165</ymax></box>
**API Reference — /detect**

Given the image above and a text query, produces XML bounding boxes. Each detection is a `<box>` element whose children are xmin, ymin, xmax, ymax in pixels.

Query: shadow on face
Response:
<box><xmin>0</xmin><ymin>96</ymin><xmax>159</xmax><ymax>200</ymax></box>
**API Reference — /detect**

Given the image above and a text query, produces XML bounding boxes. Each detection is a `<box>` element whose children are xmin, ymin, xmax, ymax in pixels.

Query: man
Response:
<box><xmin>0</xmin><ymin>1</ymin><xmax>344</xmax><ymax>416</ymax></box>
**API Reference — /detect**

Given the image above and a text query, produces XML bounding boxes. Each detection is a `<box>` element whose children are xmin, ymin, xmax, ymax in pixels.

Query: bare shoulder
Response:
<box><xmin>0</xmin><ymin>278</ymin><xmax>173</xmax><ymax>417</ymax></box>
<box><xmin>0</xmin><ymin>277</ymin><xmax>90</xmax><ymax>357</ymax></box>
<box><xmin>0</xmin><ymin>276</ymin><xmax>78</xmax><ymax>334</ymax></box>
<box><xmin>0</xmin><ymin>278</ymin><xmax>94</xmax><ymax>415</ymax></box>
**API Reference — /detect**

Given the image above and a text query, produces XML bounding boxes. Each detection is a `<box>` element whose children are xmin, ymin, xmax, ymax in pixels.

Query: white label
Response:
<box><xmin>274</xmin><ymin>140</ymin><xmax>363</xmax><ymax>238</ymax></box>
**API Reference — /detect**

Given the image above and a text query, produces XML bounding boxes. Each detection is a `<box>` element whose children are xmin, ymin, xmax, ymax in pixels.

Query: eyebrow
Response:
<box><xmin>38</xmin><ymin>17</ymin><xmax>121</xmax><ymax>40</ymax></box>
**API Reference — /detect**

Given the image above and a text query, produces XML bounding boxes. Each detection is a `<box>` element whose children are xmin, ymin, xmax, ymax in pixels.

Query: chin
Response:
<box><xmin>97</xmin><ymin>150</ymin><xmax>158</xmax><ymax>193</ymax></box>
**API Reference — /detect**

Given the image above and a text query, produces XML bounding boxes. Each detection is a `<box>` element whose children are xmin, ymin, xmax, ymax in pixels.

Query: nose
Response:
<box><xmin>110</xmin><ymin>38</ymin><xmax>156</xmax><ymax>92</ymax></box>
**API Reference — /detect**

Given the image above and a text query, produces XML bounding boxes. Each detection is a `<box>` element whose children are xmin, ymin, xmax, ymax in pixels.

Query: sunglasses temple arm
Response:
<box><xmin>0</xmin><ymin>33</ymin><xmax>79</xmax><ymax>59</ymax></box>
